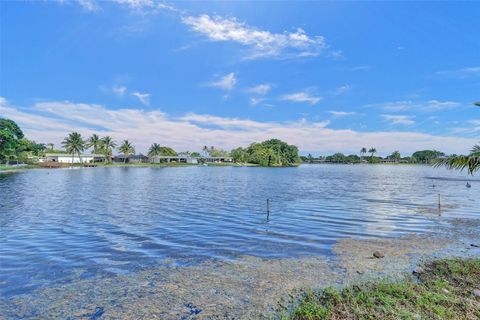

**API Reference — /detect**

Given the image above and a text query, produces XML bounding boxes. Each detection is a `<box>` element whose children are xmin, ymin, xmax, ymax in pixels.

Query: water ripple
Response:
<box><xmin>0</xmin><ymin>165</ymin><xmax>478</xmax><ymax>297</ymax></box>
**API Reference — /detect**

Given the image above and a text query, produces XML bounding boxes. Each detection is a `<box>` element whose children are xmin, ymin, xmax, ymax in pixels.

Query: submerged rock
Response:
<box><xmin>412</xmin><ymin>267</ymin><xmax>424</xmax><ymax>275</ymax></box>
<box><xmin>473</xmin><ymin>289</ymin><xmax>480</xmax><ymax>298</ymax></box>
<box><xmin>373</xmin><ymin>251</ymin><xmax>385</xmax><ymax>259</ymax></box>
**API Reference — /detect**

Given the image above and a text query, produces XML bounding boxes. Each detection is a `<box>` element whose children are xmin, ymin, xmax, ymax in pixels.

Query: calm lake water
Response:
<box><xmin>0</xmin><ymin>165</ymin><xmax>478</xmax><ymax>298</ymax></box>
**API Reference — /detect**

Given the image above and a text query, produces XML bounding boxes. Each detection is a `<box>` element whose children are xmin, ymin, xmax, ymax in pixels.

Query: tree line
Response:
<box><xmin>1</xmin><ymin>117</ymin><xmax>478</xmax><ymax>172</ymax></box>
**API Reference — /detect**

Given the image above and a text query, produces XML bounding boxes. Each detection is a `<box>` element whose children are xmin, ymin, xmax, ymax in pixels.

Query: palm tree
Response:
<box><xmin>101</xmin><ymin>136</ymin><xmax>116</xmax><ymax>163</ymax></box>
<box><xmin>307</xmin><ymin>153</ymin><xmax>313</xmax><ymax>163</ymax></box>
<box><xmin>148</xmin><ymin>143</ymin><xmax>162</xmax><ymax>159</ymax></box>
<box><xmin>202</xmin><ymin>145</ymin><xmax>209</xmax><ymax>157</ymax></box>
<box><xmin>434</xmin><ymin>144</ymin><xmax>480</xmax><ymax>175</ymax></box>
<box><xmin>368</xmin><ymin>147</ymin><xmax>377</xmax><ymax>159</ymax></box>
<box><xmin>61</xmin><ymin>132</ymin><xmax>85</xmax><ymax>164</ymax></box>
<box><xmin>86</xmin><ymin>134</ymin><xmax>102</xmax><ymax>154</ymax></box>
<box><xmin>360</xmin><ymin>147</ymin><xmax>367</xmax><ymax>159</ymax></box>
<box><xmin>118</xmin><ymin>140</ymin><xmax>135</xmax><ymax>163</ymax></box>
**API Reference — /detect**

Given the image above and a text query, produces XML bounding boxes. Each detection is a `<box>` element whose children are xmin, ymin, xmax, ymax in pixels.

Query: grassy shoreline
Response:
<box><xmin>285</xmin><ymin>258</ymin><xmax>480</xmax><ymax>320</ymax></box>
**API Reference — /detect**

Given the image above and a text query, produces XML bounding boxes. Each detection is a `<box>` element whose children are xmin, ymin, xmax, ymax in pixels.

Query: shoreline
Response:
<box><xmin>0</xmin><ymin>161</ymin><xmax>443</xmax><ymax>174</ymax></box>
<box><xmin>2</xmin><ymin>216</ymin><xmax>479</xmax><ymax>319</ymax></box>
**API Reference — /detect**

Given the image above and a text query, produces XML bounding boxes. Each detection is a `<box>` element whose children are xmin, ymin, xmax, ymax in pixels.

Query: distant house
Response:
<box><xmin>151</xmin><ymin>155</ymin><xmax>199</xmax><ymax>164</ymax></box>
<box><xmin>203</xmin><ymin>157</ymin><xmax>233</xmax><ymax>163</ymax></box>
<box><xmin>150</xmin><ymin>155</ymin><xmax>233</xmax><ymax>164</ymax></box>
<box><xmin>113</xmin><ymin>154</ymin><xmax>148</xmax><ymax>163</ymax></box>
<box><xmin>41</xmin><ymin>153</ymin><xmax>104</xmax><ymax>164</ymax></box>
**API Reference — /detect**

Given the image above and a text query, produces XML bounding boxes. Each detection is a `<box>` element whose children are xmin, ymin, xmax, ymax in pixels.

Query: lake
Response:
<box><xmin>0</xmin><ymin>165</ymin><xmax>478</xmax><ymax>298</ymax></box>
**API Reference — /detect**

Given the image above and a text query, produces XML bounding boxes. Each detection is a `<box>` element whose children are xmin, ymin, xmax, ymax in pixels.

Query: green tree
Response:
<box><xmin>0</xmin><ymin>118</ymin><xmax>24</xmax><ymax>163</ymax></box>
<box><xmin>231</xmin><ymin>147</ymin><xmax>248</xmax><ymax>163</ymax></box>
<box><xmin>368</xmin><ymin>147</ymin><xmax>377</xmax><ymax>159</ymax></box>
<box><xmin>148</xmin><ymin>143</ymin><xmax>162</xmax><ymax>158</ymax></box>
<box><xmin>245</xmin><ymin>139</ymin><xmax>300</xmax><ymax>166</ymax></box>
<box><xmin>412</xmin><ymin>150</ymin><xmax>445</xmax><ymax>163</ymax></box>
<box><xmin>61</xmin><ymin>132</ymin><xmax>85</xmax><ymax>164</ymax></box>
<box><xmin>360</xmin><ymin>147</ymin><xmax>367</xmax><ymax>159</ymax></box>
<box><xmin>389</xmin><ymin>151</ymin><xmax>401</xmax><ymax>161</ymax></box>
<box><xmin>208</xmin><ymin>147</ymin><xmax>230</xmax><ymax>157</ymax></box>
<box><xmin>118</xmin><ymin>140</ymin><xmax>135</xmax><ymax>163</ymax></box>
<box><xmin>87</xmin><ymin>134</ymin><xmax>102</xmax><ymax>153</ymax></box>
<box><xmin>159</xmin><ymin>146</ymin><xmax>177</xmax><ymax>156</ymax></box>
<box><xmin>434</xmin><ymin>144</ymin><xmax>480</xmax><ymax>175</ymax></box>
<box><xmin>100</xmin><ymin>136</ymin><xmax>116</xmax><ymax>162</ymax></box>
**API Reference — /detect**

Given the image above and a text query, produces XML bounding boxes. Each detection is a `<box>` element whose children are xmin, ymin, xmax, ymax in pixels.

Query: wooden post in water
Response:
<box><xmin>266</xmin><ymin>198</ymin><xmax>270</xmax><ymax>221</ymax></box>
<box><xmin>438</xmin><ymin>193</ymin><xmax>441</xmax><ymax>215</ymax></box>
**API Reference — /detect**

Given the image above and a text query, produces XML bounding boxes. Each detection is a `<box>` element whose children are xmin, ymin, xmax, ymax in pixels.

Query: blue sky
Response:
<box><xmin>1</xmin><ymin>0</ymin><xmax>479</xmax><ymax>155</ymax></box>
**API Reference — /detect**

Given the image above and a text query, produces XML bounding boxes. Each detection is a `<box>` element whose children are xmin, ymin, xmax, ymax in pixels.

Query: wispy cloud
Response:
<box><xmin>247</xmin><ymin>84</ymin><xmax>271</xmax><ymax>95</ymax></box>
<box><xmin>435</xmin><ymin>66</ymin><xmax>480</xmax><ymax>78</ymax></box>
<box><xmin>350</xmin><ymin>65</ymin><xmax>370</xmax><ymax>71</ymax></box>
<box><xmin>1</xmin><ymin>97</ymin><xmax>477</xmax><ymax>155</ymax></box>
<box><xmin>376</xmin><ymin>100</ymin><xmax>461</xmax><ymax>112</ymax></box>
<box><xmin>333</xmin><ymin>84</ymin><xmax>351</xmax><ymax>95</ymax></box>
<box><xmin>131</xmin><ymin>92</ymin><xmax>150</xmax><ymax>105</ymax></box>
<box><xmin>329</xmin><ymin>111</ymin><xmax>356</xmax><ymax>117</ymax></box>
<box><xmin>77</xmin><ymin>0</ymin><xmax>100</xmax><ymax>11</ymax></box>
<box><xmin>112</xmin><ymin>0</ymin><xmax>179</xmax><ymax>14</ymax></box>
<box><xmin>55</xmin><ymin>0</ymin><xmax>100</xmax><ymax>12</ymax></box>
<box><xmin>381</xmin><ymin>114</ymin><xmax>415</xmax><ymax>126</ymax></box>
<box><xmin>112</xmin><ymin>85</ymin><xmax>127</xmax><ymax>97</ymax></box>
<box><xmin>281</xmin><ymin>92</ymin><xmax>322</xmax><ymax>105</ymax></box>
<box><xmin>249</xmin><ymin>97</ymin><xmax>265</xmax><ymax>106</ymax></box>
<box><xmin>181</xmin><ymin>14</ymin><xmax>327</xmax><ymax>59</ymax></box>
<box><xmin>207</xmin><ymin>73</ymin><xmax>237</xmax><ymax>91</ymax></box>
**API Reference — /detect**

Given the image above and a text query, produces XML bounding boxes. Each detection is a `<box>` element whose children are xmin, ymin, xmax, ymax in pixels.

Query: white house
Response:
<box><xmin>42</xmin><ymin>153</ymin><xmax>104</xmax><ymax>164</ymax></box>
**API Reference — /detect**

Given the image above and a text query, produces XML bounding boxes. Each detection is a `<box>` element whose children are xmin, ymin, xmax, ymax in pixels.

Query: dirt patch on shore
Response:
<box><xmin>2</xmin><ymin>218</ymin><xmax>480</xmax><ymax>319</ymax></box>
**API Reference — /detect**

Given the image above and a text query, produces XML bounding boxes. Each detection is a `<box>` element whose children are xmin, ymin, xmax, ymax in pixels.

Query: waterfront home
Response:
<box><xmin>151</xmin><ymin>155</ymin><xmax>199</xmax><ymax>164</ymax></box>
<box><xmin>150</xmin><ymin>156</ymin><xmax>233</xmax><ymax>164</ymax></box>
<box><xmin>113</xmin><ymin>154</ymin><xmax>148</xmax><ymax>163</ymax></box>
<box><xmin>41</xmin><ymin>153</ymin><xmax>104</xmax><ymax>164</ymax></box>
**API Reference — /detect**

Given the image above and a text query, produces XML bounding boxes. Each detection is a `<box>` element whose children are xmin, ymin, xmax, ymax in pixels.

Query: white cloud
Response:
<box><xmin>112</xmin><ymin>85</ymin><xmax>127</xmax><ymax>97</ymax></box>
<box><xmin>247</xmin><ymin>84</ymin><xmax>271</xmax><ymax>95</ymax></box>
<box><xmin>207</xmin><ymin>73</ymin><xmax>237</xmax><ymax>91</ymax></box>
<box><xmin>250</xmin><ymin>97</ymin><xmax>265</xmax><ymax>106</ymax></box>
<box><xmin>111</xmin><ymin>0</ymin><xmax>178</xmax><ymax>13</ymax></box>
<box><xmin>426</xmin><ymin>100</ymin><xmax>460</xmax><ymax>110</ymax></box>
<box><xmin>381</xmin><ymin>114</ymin><xmax>415</xmax><ymax>126</ymax></box>
<box><xmin>1</xmin><ymin>97</ymin><xmax>477</xmax><ymax>155</ymax></box>
<box><xmin>329</xmin><ymin>111</ymin><xmax>356</xmax><ymax>117</ymax></box>
<box><xmin>54</xmin><ymin>0</ymin><xmax>100</xmax><ymax>12</ymax></box>
<box><xmin>377</xmin><ymin>100</ymin><xmax>461</xmax><ymax>112</ymax></box>
<box><xmin>436</xmin><ymin>66</ymin><xmax>480</xmax><ymax>78</ymax></box>
<box><xmin>181</xmin><ymin>14</ymin><xmax>327</xmax><ymax>59</ymax></box>
<box><xmin>281</xmin><ymin>92</ymin><xmax>322</xmax><ymax>105</ymax></box>
<box><xmin>333</xmin><ymin>85</ymin><xmax>351</xmax><ymax>95</ymax></box>
<box><xmin>131</xmin><ymin>92</ymin><xmax>150</xmax><ymax>105</ymax></box>
<box><xmin>75</xmin><ymin>0</ymin><xmax>99</xmax><ymax>12</ymax></box>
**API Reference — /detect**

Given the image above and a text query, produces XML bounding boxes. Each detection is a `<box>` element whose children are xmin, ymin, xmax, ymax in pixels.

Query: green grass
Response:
<box><xmin>286</xmin><ymin>258</ymin><xmax>480</xmax><ymax>320</ymax></box>
<box><xmin>0</xmin><ymin>164</ymin><xmax>38</xmax><ymax>171</ymax></box>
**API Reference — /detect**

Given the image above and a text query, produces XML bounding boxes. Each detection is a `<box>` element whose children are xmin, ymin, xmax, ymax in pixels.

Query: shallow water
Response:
<box><xmin>0</xmin><ymin>165</ymin><xmax>478</xmax><ymax>298</ymax></box>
